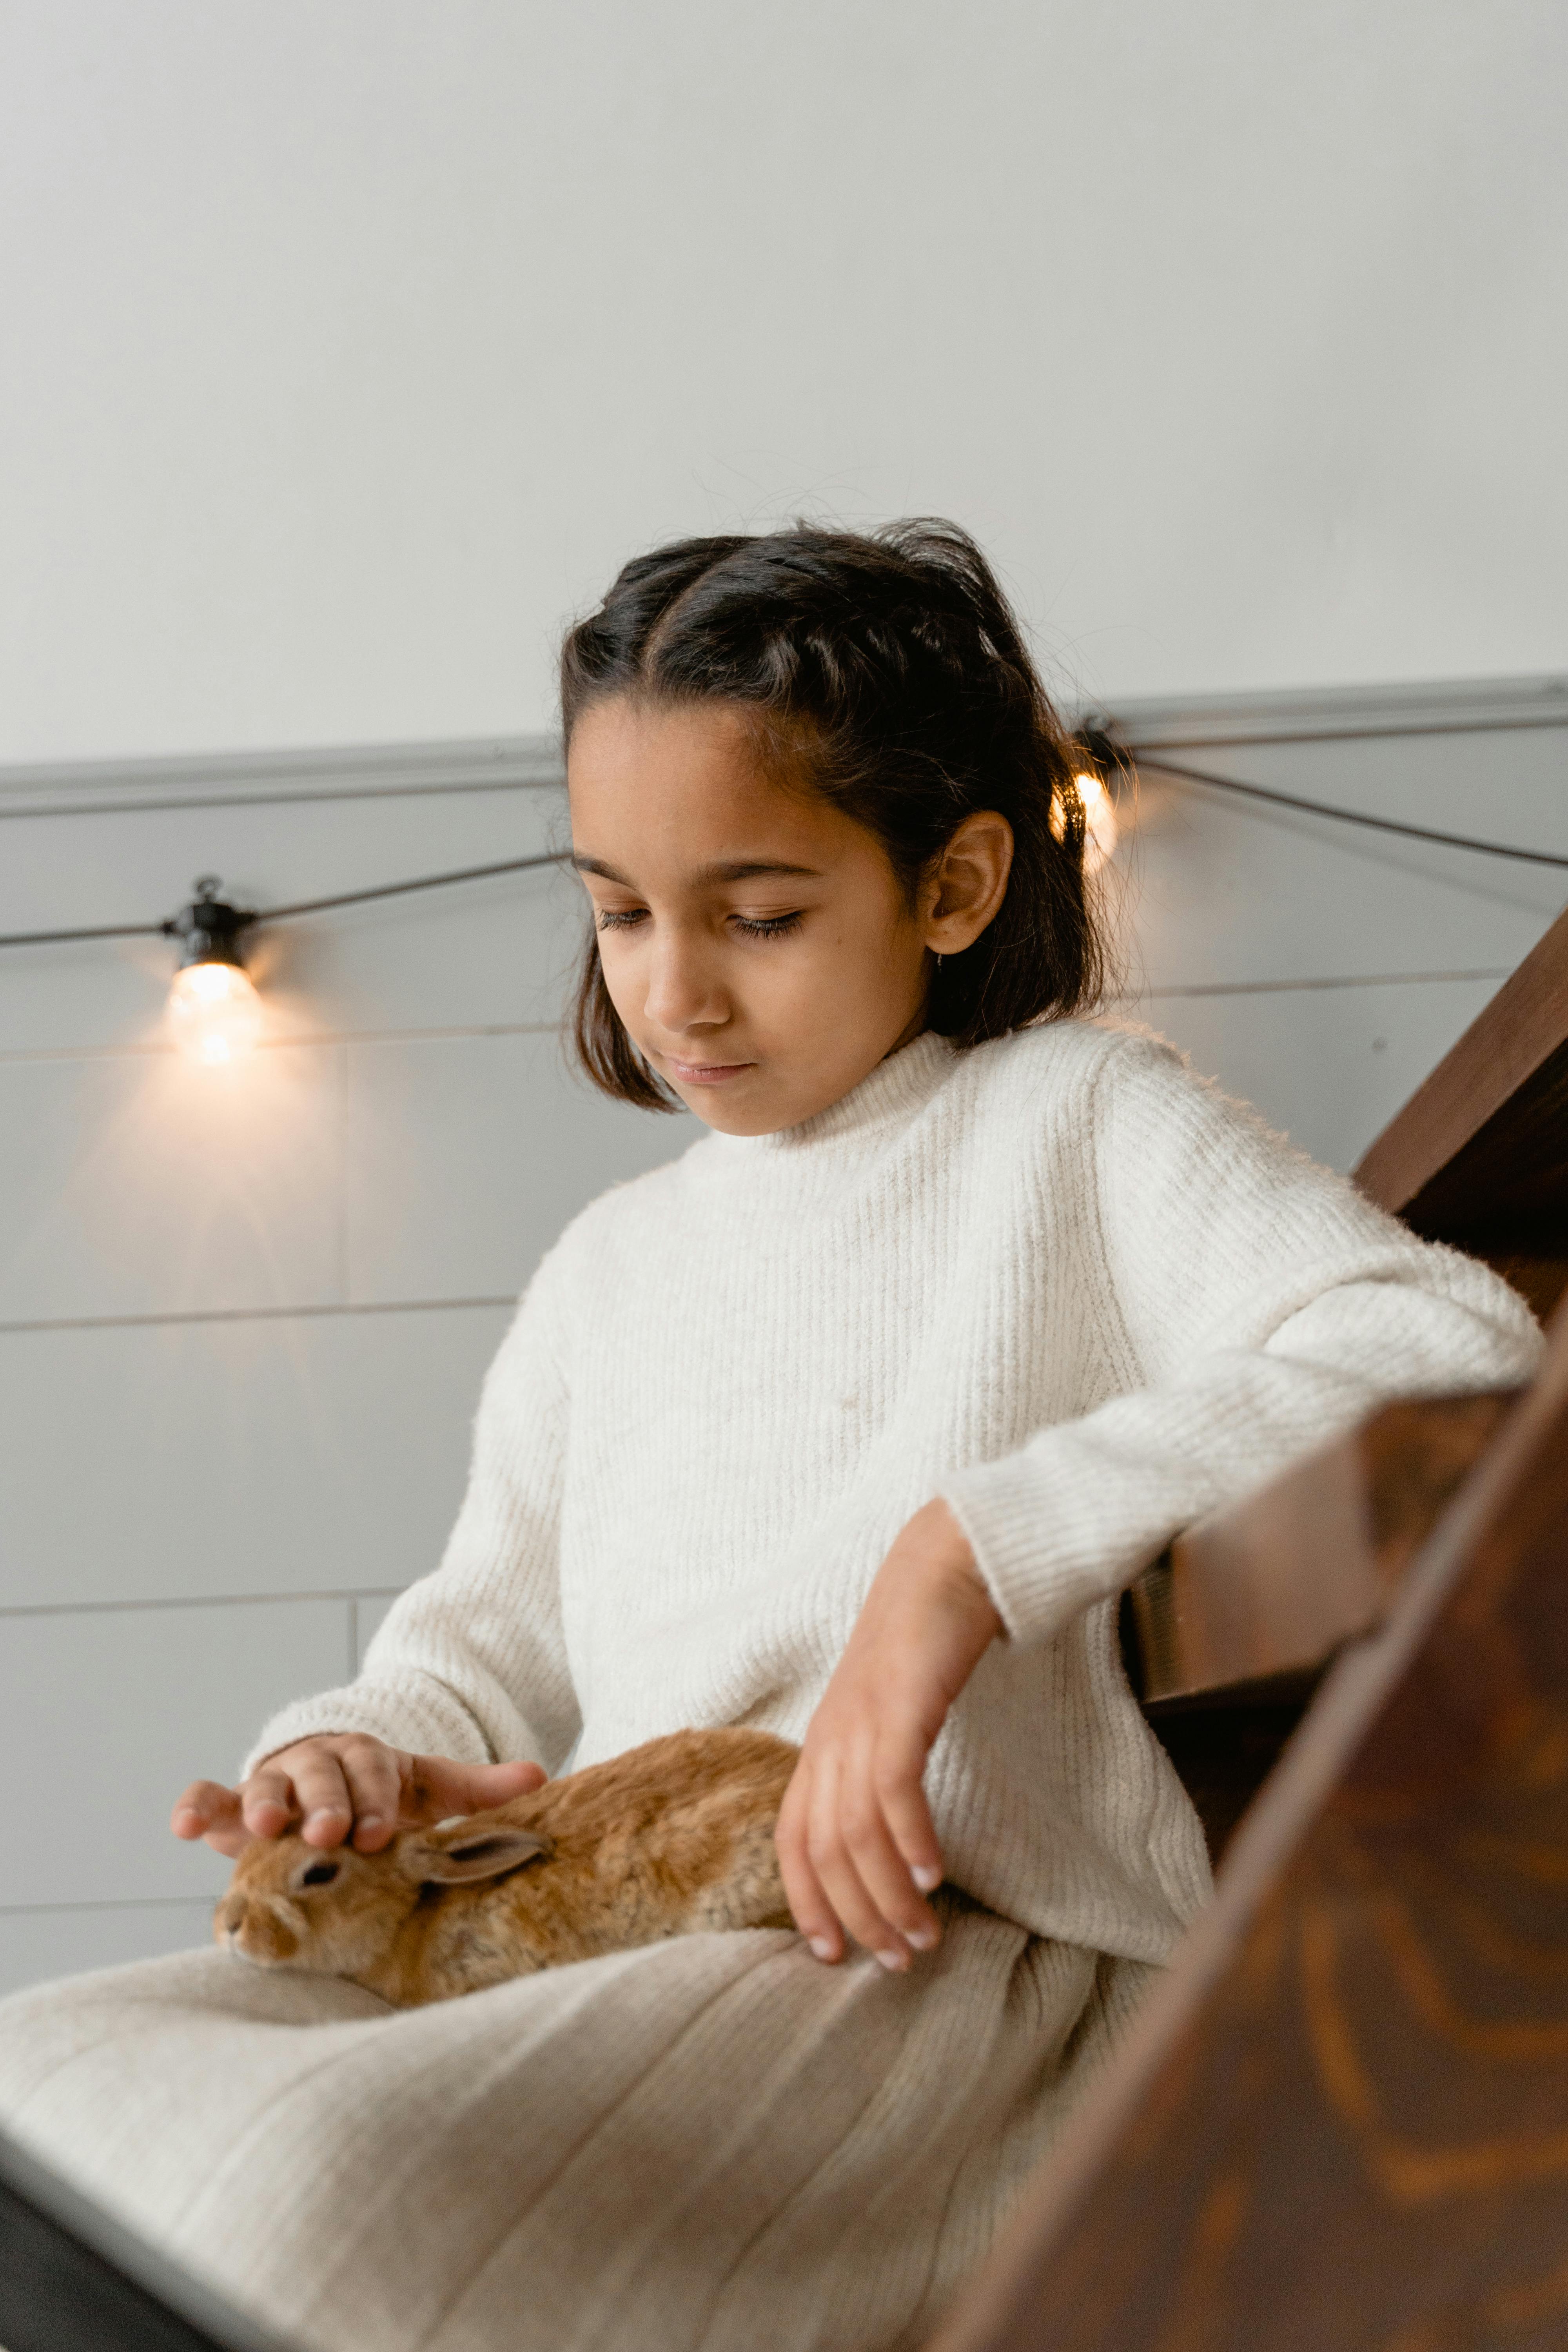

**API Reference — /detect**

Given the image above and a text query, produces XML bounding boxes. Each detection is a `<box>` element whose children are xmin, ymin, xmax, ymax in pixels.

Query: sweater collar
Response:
<box><xmin>708</xmin><ymin>1029</ymin><xmax>958</xmax><ymax>1158</ymax></box>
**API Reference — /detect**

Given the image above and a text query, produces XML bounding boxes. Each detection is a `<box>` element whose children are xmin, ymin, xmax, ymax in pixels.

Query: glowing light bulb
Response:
<box><xmin>167</xmin><ymin>958</ymin><xmax>263</xmax><ymax>1065</ymax></box>
<box><xmin>1051</xmin><ymin>770</ymin><xmax>1120</xmax><ymax>877</ymax></box>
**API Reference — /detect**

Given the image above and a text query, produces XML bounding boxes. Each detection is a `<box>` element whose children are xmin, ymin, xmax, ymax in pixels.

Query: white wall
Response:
<box><xmin>0</xmin><ymin>0</ymin><xmax>1564</xmax><ymax>763</ymax></box>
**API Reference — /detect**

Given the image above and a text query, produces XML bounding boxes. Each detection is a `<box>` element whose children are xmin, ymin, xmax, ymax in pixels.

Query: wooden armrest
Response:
<box><xmin>1353</xmin><ymin>900</ymin><xmax>1568</xmax><ymax>1321</ymax></box>
<box><xmin>1123</xmin><ymin>1389</ymin><xmax>1518</xmax><ymax>1707</ymax></box>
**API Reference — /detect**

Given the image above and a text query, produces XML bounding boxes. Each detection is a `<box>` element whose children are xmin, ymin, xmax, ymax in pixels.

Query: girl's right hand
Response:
<box><xmin>171</xmin><ymin>1734</ymin><xmax>546</xmax><ymax>1858</ymax></box>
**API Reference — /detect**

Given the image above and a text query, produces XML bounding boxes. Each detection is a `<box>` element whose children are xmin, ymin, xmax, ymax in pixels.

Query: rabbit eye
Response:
<box><xmin>299</xmin><ymin>1861</ymin><xmax>340</xmax><ymax>1889</ymax></box>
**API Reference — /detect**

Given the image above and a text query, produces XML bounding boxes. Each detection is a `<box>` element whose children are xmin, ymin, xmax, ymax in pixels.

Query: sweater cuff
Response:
<box><xmin>240</xmin><ymin>1677</ymin><xmax>494</xmax><ymax>1784</ymax></box>
<box><xmin>938</xmin><ymin>1442</ymin><xmax>1151</xmax><ymax>1650</ymax></box>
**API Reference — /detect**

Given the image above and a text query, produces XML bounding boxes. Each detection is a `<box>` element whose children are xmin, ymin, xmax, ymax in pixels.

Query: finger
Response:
<box><xmin>171</xmin><ymin>1779</ymin><xmax>236</xmax><ymax>1838</ymax></box>
<box><xmin>337</xmin><ymin>1741</ymin><xmax>405</xmax><ymax>1853</ymax></box>
<box><xmin>286</xmin><ymin>1752</ymin><xmax>355</xmax><ymax>1847</ymax></box>
<box><xmin>873</xmin><ymin>1738</ymin><xmax>946</xmax><ymax>1898</ymax></box>
<box><xmin>407</xmin><ymin>1754</ymin><xmax>546</xmax><ymax>1823</ymax></box>
<box><xmin>775</xmin><ymin>1771</ymin><xmax>844</xmax><ymax>1963</ymax></box>
<box><xmin>465</xmin><ymin>1759</ymin><xmax>548</xmax><ymax>1807</ymax></box>
<box><xmin>806</xmin><ymin>1757</ymin><xmax>913</xmax><ymax>1973</ymax></box>
<box><xmin>812</xmin><ymin>1830</ymin><xmax>910</xmax><ymax>1973</ymax></box>
<box><xmin>206</xmin><ymin>1821</ymin><xmax>254</xmax><ymax>1859</ymax></box>
<box><xmin>172</xmin><ymin>1780</ymin><xmax>249</xmax><ymax>1856</ymax></box>
<box><xmin>240</xmin><ymin>1765</ymin><xmax>299</xmax><ymax>1839</ymax></box>
<box><xmin>839</xmin><ymin>1755</ymin><xmax>941</xmax><ymax>1953</ymax></box>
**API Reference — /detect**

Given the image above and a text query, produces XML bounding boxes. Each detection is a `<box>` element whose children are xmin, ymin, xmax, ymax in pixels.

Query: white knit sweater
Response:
<box><xmin>248</xmin><ymin>1022</ymin><xmax>1541</xmax><ymax>1964</ymax></box>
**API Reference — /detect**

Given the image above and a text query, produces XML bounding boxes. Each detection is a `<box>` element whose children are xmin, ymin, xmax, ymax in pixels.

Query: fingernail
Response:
<box><xmin>913</xmin><ymin>1865</ymin><xmax>942</xmax><ymax>1893</ymax></box>
<box><xmin>907</xmin><ymin>1926</ymin><xmax>937</xmax><ymax>1951</ymax></box>
<box><xmin>809</xmin><ymin>1937</ymin><xmax>836</xmax><ymax>1962</ymax></box>
<box><xmin>876</xmin><ymin>1946</ymin><xmax>911</xmax><ymax>1974</ymax></box>
<box><xmin>305</xmin><ymin>1810</ymin><xmax>343</xmax><ymax>1833</ymax></box>
<box><xmin>357</xmin><ymin>1815</ymin><xmax>383</xmax><ymax>1835</ymax></box>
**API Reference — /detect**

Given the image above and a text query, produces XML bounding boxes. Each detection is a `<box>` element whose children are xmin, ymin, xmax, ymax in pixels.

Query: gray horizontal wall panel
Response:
<box><xmin>0</xmin><ymin>1599</ymin><xmax>352</xmax><ymax>1908</ymax></box>
<box><xmin>1120</xmin><ymin>705</ymin><xmax>1568</xmax><ymax>835</ymax></box>
<box><xmin>0</xmin><ymin>1305</ymin><xmax>511</xmax><ymax>1611</ymax></box>
<box><xmin>0</xmin><ymin>1901</ymin><xmax>218</xmax><ymax>2001</ymax></box>
<box><xmin>1096</xmin><ymin>675</ymin><xmax>1568</xmax><ymax>749</ymax></box>
<box><xmin>1111</xmin><ymin>728</ymin><xmax>1565</xmax><ymax>996</ymax></box>
<box><xmin>261</xmin><ymin>863</ymin><xmax>584</xmax><ymax>1051</ymax></box>
<box><xmin>0</xmin><ymin>786</ymin><xmax>577</xmax><ymax>1057</ymax></box>
<box><xmin>0</xmin><ymin>733</ymin><xmax>564</xmax><ymax>817</ymax></box>
<box><xmin>1131</xmin><ymin>974</ymin><xmax>1501</xmax><ymax>1174</ymax></box>
<box><xmin>345</xmin><ymin>1028</ymin><xmax>698</xmax><ymax>1305</ymax></box>
<box><xmin>0</xmin><ymin>1044</ymin><xmax>345</xmax><ymax>1325</ymax></box>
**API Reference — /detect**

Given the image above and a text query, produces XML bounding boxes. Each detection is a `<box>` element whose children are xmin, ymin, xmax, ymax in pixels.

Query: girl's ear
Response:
<box><xmin>400</xmin><ymin>1828</ymin><xmax>552</xmax><ymax>1885</ymax></box>
<box><xmin>926</xmin><ymin>811</ymin><xmax>1014</xmax><ymax>953</ymax></box>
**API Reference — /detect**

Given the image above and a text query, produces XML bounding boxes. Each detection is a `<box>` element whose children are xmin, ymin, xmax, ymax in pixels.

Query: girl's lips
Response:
<box><xmin>664</xmin><ymin>1056</ymin><xmax>756</xmax><ymax>1085</ymax></box>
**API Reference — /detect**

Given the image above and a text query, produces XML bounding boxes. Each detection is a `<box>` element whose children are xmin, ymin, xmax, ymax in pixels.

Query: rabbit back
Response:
<box><xmin>395</xmin><ymin>1726</ymin><xmax>798</xmax><ymax>2003</ymax></box>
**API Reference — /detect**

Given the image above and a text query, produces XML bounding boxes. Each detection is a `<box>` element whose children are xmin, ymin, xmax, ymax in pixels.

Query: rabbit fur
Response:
<box><xmin>215</xmin><ymin>1726</ymin><xmax>799</xmax><ymax>2007</ymax></box>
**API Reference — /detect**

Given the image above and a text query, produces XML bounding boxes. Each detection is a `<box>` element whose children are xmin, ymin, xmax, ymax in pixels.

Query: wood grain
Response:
<box><xmin>1354</xmin><ymin>904</ymin><xmax>1568</xmax><ymax>1226</ymax></box>
<box><xmin>1123</xmin><ymin>1392</ymin><xmax>1515</xmax><ymax>1865</ymax></box>
<box><xmin>927</xmin><ymin>1314</ymin><xmax>1568</xmax><ymax>2352</ymax></box>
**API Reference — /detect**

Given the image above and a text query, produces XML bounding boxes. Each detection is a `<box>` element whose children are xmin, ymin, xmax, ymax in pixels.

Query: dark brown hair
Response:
<box><xmin>560</xmin><ymin>518</ymin><xmax>1107</xmax><ymax>1110</ymax></box>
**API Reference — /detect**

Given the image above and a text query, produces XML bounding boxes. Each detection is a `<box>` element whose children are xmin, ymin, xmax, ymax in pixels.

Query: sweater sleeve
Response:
<box><xmin>241</xmin><ymin>1249</ymin><xmax>581</xmax><ymax>1780</ymax></box>
<box><xmin>938</xmin><ymin>1030</ymin><xmax>1544</xmax><ymax>1649</ymax></box>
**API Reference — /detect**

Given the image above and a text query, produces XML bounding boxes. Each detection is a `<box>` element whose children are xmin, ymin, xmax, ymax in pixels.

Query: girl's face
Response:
<box><xmin>567</xmin><ymin>696</ymin><xmax>1008</xmax><ymax>1136</ymax></box>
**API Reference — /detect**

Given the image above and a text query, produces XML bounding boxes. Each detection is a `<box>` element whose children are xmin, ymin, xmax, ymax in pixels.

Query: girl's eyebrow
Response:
<box><xmin>570</xmin><ymin>854</ymin><xmax>824</xmax><ymax>886</ymax></box>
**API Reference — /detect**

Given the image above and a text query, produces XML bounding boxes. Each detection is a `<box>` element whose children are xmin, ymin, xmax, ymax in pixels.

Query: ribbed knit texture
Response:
<box><xmin>249</xmin><ymin>1018</ymin><xmax>1541</xmax><ymax>1967</ymax></box>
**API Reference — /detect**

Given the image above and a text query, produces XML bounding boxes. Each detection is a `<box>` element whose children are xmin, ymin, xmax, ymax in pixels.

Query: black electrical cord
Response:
<box><xmin>0</xmin><ymin>850</ymin><xmax>571</xmax><ymax>949</ymax></box>
<box><xmin>259</xmin><ymin>849</ymin><xmax>568</xmax><ymax>921</ymax></box>
<box><xmin>1129</xmin><ymin>754</ymin><xmax>1568</xmax><ymax>872</ymax></box>
<box><xmin>0</xmin><ymin>918</ymin><xmax>171</xmax><ymax>947</ymax></box>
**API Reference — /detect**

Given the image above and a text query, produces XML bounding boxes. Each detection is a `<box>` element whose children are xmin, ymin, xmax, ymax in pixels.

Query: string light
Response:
<box><xmin>1052</xmin><ymin>770</ymin><xmax>1121</xmax><ymax>876</ymax></box>
<box><xmin>164</xmin><ymin>879</ymin><xmax>262</xmax><ymax>1066</ymax></box>
<box><xmin>0</xmin><ymin>852</ymin><xmax>565</xmax><ymax>1069</ymax></box>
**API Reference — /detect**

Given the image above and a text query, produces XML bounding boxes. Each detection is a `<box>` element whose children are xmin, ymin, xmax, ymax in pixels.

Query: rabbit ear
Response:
<box><xmin>404</xmin><ymin>1828</ymin><xmax>552</xmax><ymax>1885</ymax></box>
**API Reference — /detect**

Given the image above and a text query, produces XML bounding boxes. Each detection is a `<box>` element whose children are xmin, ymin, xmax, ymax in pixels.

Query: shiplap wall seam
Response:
<box><xmin>0</xmin><ymin>1896</ymin><xmax>226</xmax><ymax>1917</ymax></box>
<box><xmin>0</xmin><ymin>1297</ymin><xmax>519</xmax><ymax>1336</ymax></box>
<box><xmin>1</xmin><ymin>1588</ymin><xmax>410</xmax><ymax>1622</ymax></box>
<box><xmin>0</xmin><ymin>1020</ymin><xmax>567</xmax><ymax>1069</ymax></box>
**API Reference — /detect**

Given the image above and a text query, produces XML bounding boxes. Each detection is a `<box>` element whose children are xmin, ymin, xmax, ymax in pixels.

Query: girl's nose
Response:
<box><xmin>643</xmin><ymin>933</ymin><xmax>728</xmax><ymax>1034</ymax></box>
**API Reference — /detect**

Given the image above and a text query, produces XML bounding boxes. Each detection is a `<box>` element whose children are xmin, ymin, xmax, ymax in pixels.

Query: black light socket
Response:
<box><xmin>164</xmin><ymin>877</ymin><xmax>257</xmax><ymax>971</ymax></box>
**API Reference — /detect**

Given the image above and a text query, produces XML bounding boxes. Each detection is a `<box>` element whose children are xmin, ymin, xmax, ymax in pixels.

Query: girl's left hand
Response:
<box><xmin>776</xmin><ymin>1497</ymin><xmax>1003</xmax><ymax>1971</ymax></box>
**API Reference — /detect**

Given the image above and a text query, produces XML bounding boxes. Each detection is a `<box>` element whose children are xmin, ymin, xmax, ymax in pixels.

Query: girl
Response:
<box><xmin>0</xmin><ymin>523</ymin><xmax>1540</xmax><ymax>2352</ymax></box>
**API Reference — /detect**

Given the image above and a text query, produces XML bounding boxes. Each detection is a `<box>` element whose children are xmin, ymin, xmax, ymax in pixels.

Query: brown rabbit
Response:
<box><xmin>215</xmin><ymin>1726</ymin><xmax>799</xmax><ymax>2007</ymax></box>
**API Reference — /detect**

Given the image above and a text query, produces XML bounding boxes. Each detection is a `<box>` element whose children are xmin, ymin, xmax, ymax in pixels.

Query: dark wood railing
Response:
<box><xmin>929</xmin><ymin>900</ymin><xmax>1568</xmax><ymax>2348</ymax></box>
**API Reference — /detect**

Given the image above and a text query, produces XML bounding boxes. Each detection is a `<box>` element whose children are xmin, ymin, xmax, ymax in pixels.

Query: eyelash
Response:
<box><xmin>595</xmin><ymin>910</ymin><xmax>804</xmax><ymax>940</ymax></box>
<box><xmin>733</xmin><ymin>912</ymin><xmax>804</xmax><ymax>939</ymax></box>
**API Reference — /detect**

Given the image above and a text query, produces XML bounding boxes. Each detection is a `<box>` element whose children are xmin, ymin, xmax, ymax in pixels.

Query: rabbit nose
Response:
<box><xmin>216</xmin><ymin>1893</ymin><xmax>247</xmax><ymax>1936</ymax></box>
